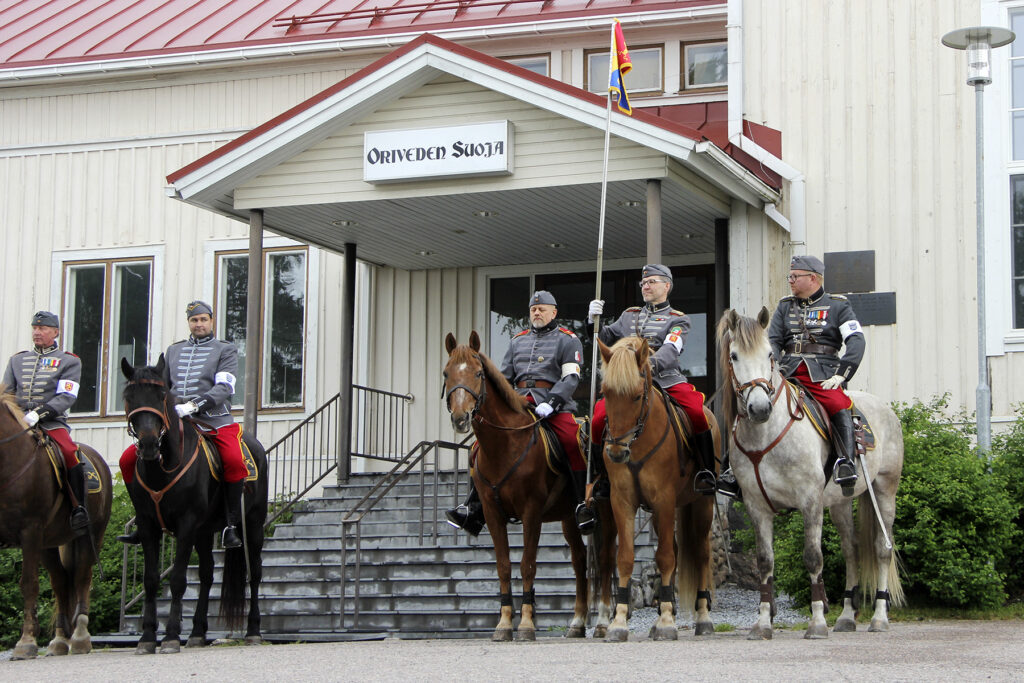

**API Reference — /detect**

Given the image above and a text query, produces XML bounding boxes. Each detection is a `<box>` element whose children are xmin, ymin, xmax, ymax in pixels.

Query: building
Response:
<box><xmin>0</xmin><ymin>0</ymin><xmax>1019</xmax><ymax>482</ymax></box>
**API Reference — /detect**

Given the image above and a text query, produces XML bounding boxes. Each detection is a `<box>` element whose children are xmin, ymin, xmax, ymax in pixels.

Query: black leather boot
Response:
<box><xmin>117</xmin><ymin>529</ymin><xmax>142</xmax><ymax>544</ymax></box>
<box><xmin>692</xmin><ymin>429</ymin><xmax>717</xmax><ymax>496</ymax></box>
<box><xmin>222</xmin><ymin>480</ymin><xmax>244</xmax><ymax>549</ymax></box>
<box><xmin>716</xmin><ymin>451</ymin><xmax>742</xmax><ymax>500</ymax></box>
<box><xmin>445</xmin><ymin>482</ymin><xmax>485</xmax><ymax>537</ymax></box>
<box><xmin>66</xmin><ymin>463</ymin><xmax>90</xmax><ymax>532</ymax></box>
<box><xmin>830</xmin><ymin>409</ymin><xmax>858</xmax><ymax>496</ymax></box>
<box><xmin>589</xmin><ymin>439</ymin><xmax>610</xmax><ymax>499</ymax></box>
<box><xmin>572</xmin><ymin>469</ymin><xmax>596</xmax><ymax>535</ymax></box>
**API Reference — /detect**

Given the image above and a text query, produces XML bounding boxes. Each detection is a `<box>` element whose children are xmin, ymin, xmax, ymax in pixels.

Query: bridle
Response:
<box><xmin>442</xmin><ymin>358</ymin><xmax>487</xmax><ymax>420</ymax></box>
<box><xmin>604</xmin><ymin>367</ymin><xmax>653</xmax><ymax>459</ymax></box>
<box><xmin>125</xmin><ymin>377</ymin><xmax>173</xmax><ymax>444</ymax></box>
<box><xmin>728</xmin><ymin>350</ymin><xmax>777</xmax><ymax>418</ymax></box>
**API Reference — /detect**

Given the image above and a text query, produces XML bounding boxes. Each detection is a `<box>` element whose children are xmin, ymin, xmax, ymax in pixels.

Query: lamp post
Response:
<box><xmin>941</xmin><ymin>26</ymin><xmax>1015</xmax><ymax>454</ymax></box>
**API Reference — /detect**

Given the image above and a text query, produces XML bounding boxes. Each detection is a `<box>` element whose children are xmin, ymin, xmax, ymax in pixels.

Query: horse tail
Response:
<box><xmin>675</xmin><ymin>502</ymin><xmax>713</xmax><ymax>614</ymax></box>
<box><xmin>856</xmin><ymin>489</ymin><xmax>905</xmax><ymax>607</ymax></box>
<box><xmin>219</xmin><ymin>546</ymin><xmax>247</xmax><ymax>629</ymax></box>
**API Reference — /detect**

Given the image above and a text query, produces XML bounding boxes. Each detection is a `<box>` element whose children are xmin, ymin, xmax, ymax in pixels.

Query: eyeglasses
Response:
<box><xmin>787</xmin><ymin>273</ymin><xmax>815</xmax><ymax>283</ymax></box>
<box><xmin>639</xmin><ymin>278</ymin><xmax>668</xmax><ymax>288</ymax></box>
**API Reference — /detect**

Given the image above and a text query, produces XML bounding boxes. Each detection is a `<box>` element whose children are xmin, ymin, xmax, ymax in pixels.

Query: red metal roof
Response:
<box><xmin>0</xmin><ymin>0</ymin><xmax>722</xmax><ymax>68</ymax></box>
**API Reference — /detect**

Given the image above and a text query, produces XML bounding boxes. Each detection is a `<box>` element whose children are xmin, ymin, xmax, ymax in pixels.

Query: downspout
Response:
<box><xmin>727</xmin><ymin>0</ymin><xmax>806</xmax><ymax>251</ymax></box>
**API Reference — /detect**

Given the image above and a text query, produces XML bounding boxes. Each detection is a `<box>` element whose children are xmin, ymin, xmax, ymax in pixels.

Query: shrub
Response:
<box><xmin>991</xmin><ymin>406</ymin><xmax>1024</xmax><ymax>601</ymax></box>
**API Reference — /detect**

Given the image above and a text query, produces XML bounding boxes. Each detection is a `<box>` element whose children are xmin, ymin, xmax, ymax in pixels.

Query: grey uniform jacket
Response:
<box><xmin>599</xmin><ymin>301</ymin><xmax>690</xmax><ymax>389</ymax></box>
<box><xmin>164</xmin><ymin>335</ymin><xmax>238</xmax><ymax>429</ymax></box>
<box><xmin>768</xmin><ymin>289</ymin><xmax>865</xmax><ymax>383</ymax></box>
<box><xmin>2</xmin><ymin>345</ymin><xmax>82</xmax><ymax>430</ymax></box>
<box><xmin>500</xmin><ymin>323</ymin><xmax>583</xmax><ymax>412</ymax></box>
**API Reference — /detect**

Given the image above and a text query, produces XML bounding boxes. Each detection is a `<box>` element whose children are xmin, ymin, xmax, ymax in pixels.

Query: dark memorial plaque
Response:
<box><xmin>845</xmin><ymin>292</ymin><xmax>897</xmax><ymax>326</ymax></box>
<box><xmin>824</xmin><ymin>250</ymin><xmax>875</xmax><ymax>293</ymax></box>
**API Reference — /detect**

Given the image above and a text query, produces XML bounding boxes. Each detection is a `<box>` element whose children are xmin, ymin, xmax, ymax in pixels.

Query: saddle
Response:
<box><xmin>200</xmin><ymin>434</ymin><xmax>259</xmax><ymax>483</ymax></box>
<box><xmin>536</xmin><ymin>415</ymin><xmax>589</xmax><ymax>476</ymax></box>
<box><xmin>40</xmin><ymin>438</ymin><xmax>102</xmax><ymax>494</ymax></box>
<box><xmin>787</xmin><ymin>379</ymin><xmax>875</xmax><ymax>477</ymax></box>
<box><xmin>658</xmin><ymin>388</ymin><xmax>693</xmax><ymax>478</ymax></box>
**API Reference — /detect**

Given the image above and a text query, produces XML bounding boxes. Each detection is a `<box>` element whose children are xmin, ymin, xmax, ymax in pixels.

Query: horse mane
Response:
<box><xmin>715</xmin><ymin>311</ymin><xmax>769</xmax><ymax>429</ymax></box>
<box><xmin>0</xmin><ymin>385</ymin><xmax>25</xmax><ymax>420</ymax></box>
<box><xmin>602</xmin><ymin>336</ymin><xmax>646</xmax><ymax>395</ymax></box>
<box><xmin>448</xmin><ymin>344</ymin><xmax>528</xmax><ymax>414</ymax></box>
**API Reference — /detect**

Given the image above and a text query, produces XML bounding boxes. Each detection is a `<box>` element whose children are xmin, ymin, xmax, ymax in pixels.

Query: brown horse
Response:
<box><xmin>0</xmin><ymin>391</ymin><xmax>112</xmax><ymax>660</ymax></box>
<box><xmin>598</xmin><ymin>336</ymin><xmax>718</xmax><ymax>641</ymax></box>
<box><xmin>443</xmin><ymin>332</ymin><xmax>615</xmax><ymax>640</ymax></box>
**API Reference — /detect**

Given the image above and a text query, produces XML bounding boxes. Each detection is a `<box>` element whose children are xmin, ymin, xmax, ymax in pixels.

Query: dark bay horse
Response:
<box><xmin>443</xmin><ymin>332</ymin><xmax>616</xmax><ymax>640</ymax></box>
<box><xmin>718</xmin><ymin>308</ymin><xmax>903</xmax><ymax>639</ymax></box>
<box><xmin>121</xmin><ymin>356</ymin><xmax>268</xmax><ymax>654</ymax></box>
<box><xmin>598</xmin><ymin>336</ymin><xmax>719</xmax><ymax>641</ymax></box>
<box><xmin>0</xmin><ymin>391</ymin><xmax>112</xmax><ymax>660</ymax></box>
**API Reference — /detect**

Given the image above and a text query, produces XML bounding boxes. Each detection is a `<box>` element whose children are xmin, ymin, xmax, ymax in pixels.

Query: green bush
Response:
<box><xmin>991</xmin><ymin>406</ymin><xmax>1024</xmax><ymax>601</ymax></box>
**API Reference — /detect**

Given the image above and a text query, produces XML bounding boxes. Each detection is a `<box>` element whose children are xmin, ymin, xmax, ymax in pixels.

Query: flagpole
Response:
<box><xmin>585</xmin><ymin>23</ymin><xmax>617</xmax><ymax>495</ymax></box>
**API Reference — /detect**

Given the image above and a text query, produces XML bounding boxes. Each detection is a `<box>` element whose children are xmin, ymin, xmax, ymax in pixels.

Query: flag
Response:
<box><xmin>608</xmin><ymin>19</ymin><xmax>632</xmax><ymax>115</ymax></box>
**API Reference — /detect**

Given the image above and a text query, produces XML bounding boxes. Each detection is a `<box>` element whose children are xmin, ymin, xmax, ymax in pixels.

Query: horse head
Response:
<box><xmin>443</xmin><ymin>331</ymin><xmax>486</xmax><ymax>433</ymax></box>
<box><xmin>121</xmin><ymin>354</ymin><xmax>173</xmax><ymax>460</ymax></box>
<box><xmin>717</xmin><ymin>307</ymin><xmax>776</xmax><ymax>423</ymax></box>
<box><xmin>599</xmin><ymin>336</ymin><xmax>653</xmax><ymax>464</ymax></box>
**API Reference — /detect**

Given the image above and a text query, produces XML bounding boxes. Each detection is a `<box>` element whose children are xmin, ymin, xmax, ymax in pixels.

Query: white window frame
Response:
<box><xmin>49</xmin><ymin>245</ymin><xmax>164</xmax><ymax>417</ymax></box>
<box><xmin>585</xmin><ymin>45</ymin><xmax>664</xmax><ymax>96</ymax></box>
<box><xmin>682</xmin><ymin>40</ymin><xmax>728</xmax><ymax>90</ymax></box>
<box><xmin>505</xmin><ymin>54</ymin><xmax>550</xmax><ymax>77</ymax></box>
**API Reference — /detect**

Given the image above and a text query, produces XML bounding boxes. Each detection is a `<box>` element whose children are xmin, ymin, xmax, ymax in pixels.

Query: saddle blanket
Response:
<box><xmin>44</xmin><ymin>444</ymin><xmax>103</xmax><ymax>494</ymax></box>
<box><xmin>202</xmin><ymin>437</ymin><xmax>259</xmax><ymax>482</ymax></box>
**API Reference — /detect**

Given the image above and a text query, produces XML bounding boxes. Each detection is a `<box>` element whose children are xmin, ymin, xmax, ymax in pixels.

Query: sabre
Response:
<box><xmin>857</xmin><ymin>453</ymin><xmax>892</xmax><ymax>550</ymax></box>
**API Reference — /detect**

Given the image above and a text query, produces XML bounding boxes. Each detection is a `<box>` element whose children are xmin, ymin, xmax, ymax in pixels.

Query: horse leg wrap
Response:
<box><xmin>760</xmin><ymin>577</ymin><xmax>777</xmax><ymax>619</ymax></box>
<box><xmin>694</xmin><ymin>590</ymin><xmax>712</xmax><ymax>611</ymax></box>
<box><xmin>617</xmin><ymin>586</ymin><xmax>631</xmax><ymax>607</ymax></box>
<box><xmin>521</xmin><ymin>589</ymin><xmax>535</xmax><ymax>606</ymax></box>
<box><xmin>811</xmin><ymin>581</ymin><xmax>828</xmax><ymax>611</ymax></box>
<box><xmin>658</xmin><ymin>585</ymin><xmax>674</xmax><ymax>605</ymax></box>
<box><xmin>875</xmin><ymin>590</ymin><xmax>891</xmax><ymax>608</ymax></box>
<box><xmin>499</xmin><ymin>592</ymin><xmax>513</xmax><ymax>607</ymax></box>
<box><xmin>844</xmin><ymin>584</ymin><xmax>861</xmax><ymax>610</ymax></box>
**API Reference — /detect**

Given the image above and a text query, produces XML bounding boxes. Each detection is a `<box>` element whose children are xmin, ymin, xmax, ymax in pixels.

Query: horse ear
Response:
<box><xmin>120</xmin><ymin>356</ymin><xmax>134</xmax><ymax>380</ymax></box>
<box><xmin>635</xmin><ymin>338</ymin><xmax>651</xmax><ymax>365</ymax></box>
<box><xmin>598</xmin><ymin>339</ymin><xmax>613</xmax><ymax>363</ymax></box>
<box><xmin>725</xmin><ymin>309</ymin><xmax>739</xmax><ymax>331</ymax></box>
<box><xmin>155</xmin><ymin>353</ymin><xmax>166</xmax><ymax>375</ymax></box>
<box><xmin>469</xmin><ymin>331</ymin><xmax>481</xmax><ymax>352</ymax></box>
<box><xmin>757</xmin><ymin>306</ymin><xmax>770</xmax><ymax>328</ymax></box>
<box><xmin>445</xmin><ymin>333</ymin><xmax>457</xmax><ymax>355</ymax></box>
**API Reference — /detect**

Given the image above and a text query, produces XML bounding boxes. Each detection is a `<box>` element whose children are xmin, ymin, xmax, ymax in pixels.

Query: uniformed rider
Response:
<box><xmin>445</xmin><ymin>291</ymin><xmax>595</xmax><ymax>536</ymax></box>
<box><xmin>718</xmin><ymin>254</ymin><xmax>863</xmax><ymax>498</ymax></box>
<box><xmin>588</xmin><ymin>264</ymin><xmax>718</xmax><ymax>495</ymax></box>
<box><xmin>118</xmin><ymin>301</ymin><xmax>249</xmax><ymax>548</ymax></box>
<box><xmin>2</xmin><ymin>311</ymin><xmax>88</xmax><ymax>531</ymax></box>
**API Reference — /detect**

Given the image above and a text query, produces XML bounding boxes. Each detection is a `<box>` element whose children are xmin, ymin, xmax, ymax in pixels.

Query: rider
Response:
<box><xmin>445</xmin><ymin>291</ymin><xmax>595</xmax><ymax>536</ymax></box>
<box><xmin>2</xmin><ymin>311</ymin><xmax>88</xmax><ymax>531</ymax></box>
<box><xmin>118</xmin><ymin>300</ymin><xmax>249</xmax><ymax>548</ymax></box>
<box><xmin>718</xmin><ymin>254</ymin><xmax>864</xmax><ymax>498</ymax></box>
<box><xmin>587</xmin><ymin>264</ymin><xmax>717</xmax><ymax>495</ymax></box>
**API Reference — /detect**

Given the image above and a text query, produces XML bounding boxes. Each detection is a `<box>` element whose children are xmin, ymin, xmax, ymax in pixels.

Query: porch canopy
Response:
<box><xmin>166</xmin><ymin>33</ymin><xmax>781</xmax><ymax>270</ymax></box>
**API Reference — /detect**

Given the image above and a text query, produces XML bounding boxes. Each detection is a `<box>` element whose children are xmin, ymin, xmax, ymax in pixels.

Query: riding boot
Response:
<box><xmin>572</xmin><ymin>470</ymin><xmax>596</xmax><ymax>535</ymax></box>
<box><xmin>692</xmin><ymin>430</ymin><xmax>717</xmax><ymax>496</ymax></box>
<box><xmin>117</xmin><ymin>529</ymin><xmax>142</xmax><ymax>545</ymax></box>
<box><xmin>445</xmin><ymin>481</ymin><xmax>485</xmax><ymax>537</ymax></box>
<box><xmin>221</xmin><ymin>480</ymin><xmax>244</xmax><ymax>549</ymax></box>
<box><xmin>590</xmin><ymin>439</ymin><xmax>610</xmax><ymax>499</ymax></box>
<box><xmin>66</xmin><ymin>463</ymin><xmax>90</xmax><ymax>532</ymax></box>
<box><xmin>716</xmin><ymin>451</ymin><xmax>742</xmax><ymax>501</ymax></box>
<box><xmin>829</xmin><ymin>409</ymin><xmax>858</xmax><ymax>496</ymax></box>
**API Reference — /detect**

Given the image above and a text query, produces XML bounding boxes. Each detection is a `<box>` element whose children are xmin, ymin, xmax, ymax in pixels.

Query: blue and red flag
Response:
<box><xmin>608</xmin><ymin>19</ymin><xmax>632</xmax><ymax>115</ymax></box>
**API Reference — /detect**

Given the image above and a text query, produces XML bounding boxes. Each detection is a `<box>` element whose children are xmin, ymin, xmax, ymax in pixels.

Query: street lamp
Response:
<box><xmin>941</xmin><ymin>26</ymin><xmax>1016</xmax><ymax>454</ymax></box>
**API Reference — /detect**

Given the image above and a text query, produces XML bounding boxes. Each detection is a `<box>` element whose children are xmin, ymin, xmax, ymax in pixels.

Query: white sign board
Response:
<box><xmin>364</xmin><ymin>120</ymin><xmax>514</xmax><ymax>183</ymax></box>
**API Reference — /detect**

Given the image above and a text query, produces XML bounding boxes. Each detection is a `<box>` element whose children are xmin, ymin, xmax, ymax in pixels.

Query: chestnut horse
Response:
<box><xmin>718</xmin><ymin>308</ymin><xmax>903</xmax><ymax>639</ymax></box>
<box><xmin>443</xmin><ymin>332</ymin><xmax>616</xmax><ymax>640</ymax></box>
<box><xmin>0</xmin><ymin>391</ymin><xmax>112</xmax><ymax>660</ymax></box>
<box><xmin>597</xmin><ymin>336</ymin><xmax>719</xmax><ymax>641</ymax></box>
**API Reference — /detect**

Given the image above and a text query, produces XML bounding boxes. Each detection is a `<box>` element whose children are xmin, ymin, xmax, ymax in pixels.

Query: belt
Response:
<box><xmin>516</xmin><ymin>380</ymin><xmax>554</xmax><ymax>389</ymax></box>
<box><xmin>785</xmin><ymin>341</ymin><xmax>838</xmax><ymax>356</ymax></box>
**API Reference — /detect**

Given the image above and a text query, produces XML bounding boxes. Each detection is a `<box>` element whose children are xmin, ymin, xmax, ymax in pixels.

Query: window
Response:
<box><xmin>586</xmin><ymin>46</ymin><xmax>663</xmax><ymax>96</ymax></box>
<box><xmin>216</xmin><ymin>247</ymin><xmax>307</xmax><ymax>408</ymax></box>
<box><xmin>683</xmin><ymin>41</ymin><xmax>727</xmax><ymax>90</ymax></box>
<box><xmin>1011</xmin><ymin>176</ymin><xmax>1024</xmax><ymax>328</ymax></box>
<box><xmin>1011</xmin><ymin>11</ymin><xmax>1024</xmax><ymax>160</ymax></box>
<box><xmin>506</xmin><ymin>54</ymin><xmax>549</xmax><ymax>77</ymax></box>
<box><xmin>63</xmin><ymin>259</ymin><xmax>153</xmax><ymax>416</ymax></box>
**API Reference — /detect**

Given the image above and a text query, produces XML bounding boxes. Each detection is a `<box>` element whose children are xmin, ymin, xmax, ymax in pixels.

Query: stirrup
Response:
<box><xmin>575</xmin><ymin>503</ymin><xmax>596</xmax><ymax>535</ymax></box>
<box><xmin>70</xmin><ymin>506</ymin><xmax>90</xmax><ymax>532</ymax></box>
<box><xmin>222</xmin><ymin>526</ymin><xmax>243</xmax><ymax>549</ymax></box>
<box><xmin>834</xmin><ymin>460</ymin><xmax>857</xmax><ymax>496</ymax></box>
<box><xmin>694</xmin><ymin>469</ymin><xmax>717</xmax><ymax>496</ymax></box>
<box><xmin>117</xmin><ymin>530</ymin><xmax>142</xmax><ymax>545</ymax></box>
<box><xmin>716</xmin><ymin>470</ymin><xmax>742</xmax><ymax>500</ymax></box>
<box><xmin>445</xmin><ymin>504</ymin><xmax>484</xmax><ymax>537</ymax></box>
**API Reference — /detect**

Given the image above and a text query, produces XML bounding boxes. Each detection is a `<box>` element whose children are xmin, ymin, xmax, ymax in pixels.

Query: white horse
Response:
<box><xmin>717</xmin><ymin>308</ymin><xmax>904</xmax><ymax>639</ymax></box>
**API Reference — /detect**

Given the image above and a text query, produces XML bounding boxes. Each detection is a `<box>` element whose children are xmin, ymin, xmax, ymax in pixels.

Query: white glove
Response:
<box><xmin>820</xmin><ymin>375</ymin><xmax>845</xmax><ymax>390</ymax></box>
<box><xmin>535</xmin><ymin>402</ymin><xmax>555</xmax><ymax>418</ymax></box>
<box><xmin>24</xmin><ymin>410</ymin><xmax>39</xmax><ymax>427</ymax></box>
<box><xmin>588</xmin><ymin>299</ymin><xmax>604</xmax><ymax>317</ymax></box>
<box><xmin>175</xmin><ymin>401</ymin><xmax>199</xmax><ymax>418</ymax></box>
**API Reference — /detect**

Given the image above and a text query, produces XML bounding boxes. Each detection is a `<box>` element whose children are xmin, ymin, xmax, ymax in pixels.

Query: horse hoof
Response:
<box><xmin>135</xmin><ymin>641</ymin><xmax>157</xmax><ymax>655</ymax></box>
<box><xmin>244</xmin><ymin>635</ymin><xmax>264</xmax><ymax>645</ymax></box>
<box><xmin>593</xmin><ymin>625</ymin><xmax>607</xmax><ymax>639</ymax></box>
<box><xmin>186</xmin><ymin>636</ymin><xmax>207</xmax><ymax>648</ymax></box>
<box><xmin>604</xmin><ymin>627</ymin><xmax>629</xmax><ymax>642</ymax></box>
<box><xmin>70</xmin><ymin>638</ymin><xmax>92</xmax><ymax>655</ymax></box>
<box><xmin>46</xmin><ymin>640</ymin><xmax>70</xmax><ymax>657</ymax></box>
<box><xmin>694</xmin><ymin>621</ymin><xmax>715</xmax><ymax>636</ymax></box>
<box><xmin>12</xmin><ymin>643</ymin><xmax>38</xmax><ymax>660</ymax></box>
<box><xmin>159</xmin><ymin>639</ymin><xmax>181</xmax><ymax>654</ymax></box>
<box><xmin>516</xmin><ymin>628</ymin><xmax>536</xmax><ymax>642</ymax></box>
<box><xmin>491</xmin><ymin>628</ymin><xmax>513</xmax><ymax>642</ymax></box>
<box><xmin>868</xmin><ymin>619</ymin><xmax>890</xmax><ymax>633</ymax></box>
<box><xmin>747</xmin><ymin>625</ymin><xmax>772</xmax><ymax>640</ymax></box>
<box><xmin>804</xmin><ymin>624</ymin><xmax>829</xmax><ymax>639</ymax></box>
<box><xmin>833</xmin><ymin>617</ymin><xmax>857</xmax><ymax>632</ymax></box>
<box><xmin>565</xmin><ymin>626</ymin><xmax>586</xmax><ymax>639</ymax></box>
<box><xmin>650</xmin><ymin>625</ymin><xmax>678</xmax><ymax>641</ymax></box>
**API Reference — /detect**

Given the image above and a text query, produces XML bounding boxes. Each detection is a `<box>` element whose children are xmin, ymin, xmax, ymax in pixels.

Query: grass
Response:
<box><xmin>713</xmin><ymin>623</ymin><xmax>736</xmax><ymax>632</ymax></box>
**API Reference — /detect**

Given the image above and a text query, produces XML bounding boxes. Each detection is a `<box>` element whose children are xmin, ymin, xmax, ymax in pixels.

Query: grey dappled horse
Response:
<box><xmin>717</xmin><ymin>308</ymin><xmax>904</xmax><ymax>639</ymax></box>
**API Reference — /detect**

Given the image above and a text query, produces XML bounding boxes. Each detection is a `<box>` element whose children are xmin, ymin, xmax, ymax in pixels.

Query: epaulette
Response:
<box><xmin>779</xmin><ymin>295</ymin><xmax>796</xmax><ymax>303</ymax></box>
<box><xmin>169</xmin><ymin>339</ymin><xmax>188</xmax><ymax>346</ymax></box>
<box><xmin>64</xmin><ymin>351</ymin><xmax>79</xmax><ymax>358</ymax></box>
<box><xmin>624</xmin><ymin>306</ymin><xmax>642</xmax><ymax>312</ymax></box>
<box><xmin>15</xmin><ymin>350</ymin><xmax>30</xmax><ymax>355</ymax></box>
<box><xmin>829</xmin><ymin>294</ymin><xmax>848</xmax><ymax>301</ymax></box>
<box><xmin>670</xmin><ymin>309</ymin><xmax>685</xmax><ymax>317</ymax></box>
<box><xmin>558</xmin><ymin>327</ymin><xmax>577</xmax><ymax>337</ymax></box>
<box><xmin>515</xmin><ymin>329</ymin><xmax>530</xmax><ymax>337</ymax></box>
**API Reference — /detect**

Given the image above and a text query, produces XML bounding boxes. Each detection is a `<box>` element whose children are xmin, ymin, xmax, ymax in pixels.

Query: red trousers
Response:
<box><xmin>44</xmin><ymin>427</ymin><xmax>78</xmax><ymax>469</ymax></box>
<box><xmin>591</xmin><ymin>381</ymin><xmax>710</xmax><ymax>443</ymax></box>
<box><xmin>791</xmin><ymin>364</ymin><xmax>853</xmax><ymax>415</ymax></box>
<box><xmin>525</xmin><ymin>398</ymin><xmax>586</xmax><ymax>471</ymax></box>
<box><xmin>120</xmin><ymin>422</ymin><xmax>248</xmax><ymax>484</ymax></box>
